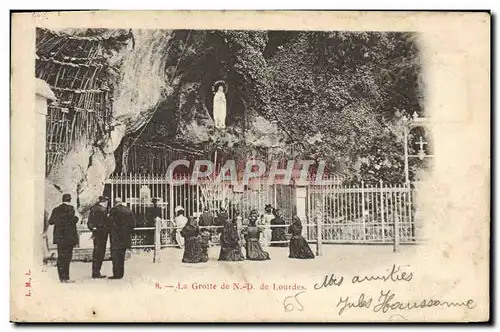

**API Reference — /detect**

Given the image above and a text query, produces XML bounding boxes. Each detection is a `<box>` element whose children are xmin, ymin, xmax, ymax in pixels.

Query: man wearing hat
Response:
<box><xmin>87</xmin><ymin>196</ymin><xmax>112</xmax><ymax>278</ymax></box>
<box><xmin>216</xmin><ymin>206</ymin><xmax>229</xmax><ymax>234</ymax></box>
<box><xmin>174</xmin><ymin>206</ymin><xmax>187</xmax><ymax>248</ymax></box>
<box><xmin>198</xmin><ymin>205</ymin><xmax>214</xmax><ymax>230</ymax></box>
<box><xmin>199</xmin><ymin>206</ymin><xmax>214</xmax><ymax>246</ymax></box>
<box><xmin>147</xmin><ymin>198</ymin><xmax>162</xmax><ymax>227</ymax></box>
<box><xmin>108</xmin><ymin>197</ymin><xmax>135</xmax><ymax>279</ymax></box>
<box><xmin>48</xmin><ymin>193</ymin><xmax>79</xmax><ymax>283</ymax></box>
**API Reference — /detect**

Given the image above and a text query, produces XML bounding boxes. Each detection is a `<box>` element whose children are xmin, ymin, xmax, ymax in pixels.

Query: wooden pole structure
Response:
<box><xmin>393</xmin><ymin>188</ymin><xmax>401</xmax><ymax>253</ymax></box>
<box><xmin>361</xmin><ymin>181</ymin><xmax>366</xmax><ymax>241</ymax></box>
<box><xmin>316</xmin><ymin>186</ymin><xmax>324</xmax><ymax>256</ymax></box>
<box><xmin>153</xmin><ymin>216</ymin><xmax>161</xmax><ymax>263</ymax></box>
<box><xmin>35</xmin><ymin>78</ymin><xmax>56</xmax><ymax>267</ymax></box>
<box><xmin>380</xmin><ymin>180</ymin><xmax>385</xmax><ymax>243</ymax></box>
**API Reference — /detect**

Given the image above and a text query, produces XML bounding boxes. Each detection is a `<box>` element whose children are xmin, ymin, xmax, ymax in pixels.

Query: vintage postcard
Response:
<box><xmin>10</xmin><ymin>11</ymin><xmax>490</xmax><ymax>322</ymax></box>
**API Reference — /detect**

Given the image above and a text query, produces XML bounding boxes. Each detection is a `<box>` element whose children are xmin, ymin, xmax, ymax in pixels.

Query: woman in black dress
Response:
<box><xmin>199</xmin><ymin>228</ymin><xmax>211</xmax><ymax>262</ymax></box>
<box><xmin>218</xmin><ymin>218</ymin><xmax>245</xmax><ymax>261</ymax></box>
<box><xmin>270</xmin><ymin>208</ymin><xmax>288</xmax><ymax>247</ymax></box>
<box><xmin>242</xmin><ymin>215</ymin><xmax>270</xmax><ymax>261</ymax></box>
<box><xmin>288</xmin><ymin>216</ymin><xmax>315</xmax><ymax>259</ymax></box>
<box><xmin>180</xmin><ymin>217</ymin><xmax>207</xmax><ymax>263</ymax></box>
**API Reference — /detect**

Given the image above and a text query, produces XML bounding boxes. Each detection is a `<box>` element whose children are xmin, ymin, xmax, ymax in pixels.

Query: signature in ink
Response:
<box><xmin>283</xmin><ymin>291</ymin><xmax>306</xmax><ymax>312</ymax></box>
<box><xmin>337</xmin><ymin>293</ymin><xmax>373</xmax><ymax>316</ymax></box>
<box><xmin>373</xmin><ymin>290</ymin><xmax>476</xmax><ymax>313</ymax></box>
<box><xmin>314</xmin><ymin>273</ymin><xmax>344</xmax><ymax>290</ymax></box>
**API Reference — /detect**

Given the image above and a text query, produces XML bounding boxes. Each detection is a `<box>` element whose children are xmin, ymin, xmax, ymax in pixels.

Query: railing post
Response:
<box><xmin>294</xmin><ymin>180</ymin><xmax>308</xmax><ymax>238</ymax></box>
<box><xmin>407</xmin><ymin>181</ymin><xmax>415</xmax><ymax>242</ymax></box>
<box><xmin>404</xmin><ymin>125</ymin><xmax>409</xmax><ymax>183</ymax></box>
<box><xmin>153</xmin><ymin>216</ymin><xmax>161</xmax><ymax>263</ymax></box>
<box><xmin>393</xmin><ymin>198</ymin><xmax>400</xmax><ymax>253</ymax></box>
<box><xmin>273</xmin><ymin>183</ymin><xmax>277</xmax><ymax>209</ymax></box>
<box><xmin>315</xmin><ymin>186</ymin><xmax>324</xmax><ymax>256</ymax></box>
<box><xmin>316</xmin><ymin>209</ymin><xmax>323</xmax><ymax>256</ymax></box>
<box><xmin>361</xmin><ymin>180</ymin><xmax>366</xmax><ymax>241</ymax></box>
<box><xmin>169</xmin><ymin>179</ymin><xmax>174</xmax><ymax>222</ymax></box>
<box><xmin>379</xmin><ymin>180</ymin><xmax>385</xmax><ymax>242</ymax></box>
<box><xmin>196</xmin><ymin>180</ymin><xmax>200</xmax><ymax>214</ymax></box>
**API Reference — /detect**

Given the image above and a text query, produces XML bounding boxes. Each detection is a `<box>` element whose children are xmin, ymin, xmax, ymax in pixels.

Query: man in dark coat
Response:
<box><xmin>198</xmin><ymin>206</ymin><xmax>214</xmax><ymax>247</ymax></box>
<box><xmin>146</xmin><ymin>198</ymin><xmax>162</xmax><ymax>226</ymax></box>
<box><xmin>198</xmin><ymin>206</ymin><xmax>214</xmax><ymax>231</ymax></box>
<box><xmin>48</xmin><ymin>193</ymin><xmax>79</xmax><ymax>283</ymax></box>
<box><xmin>108</xmin><ymin>197</ymin><xmax>135</xmax><ymax>279</ymax></box>
<box><xmin>87</xmin><ymin>196</ymin><xmax>111</xmax><ymax>278</ymax></box>
<box><xmin>216</xmin><ymin>206</ymin><xmax>228</xmax><ymax>234</ymax></box>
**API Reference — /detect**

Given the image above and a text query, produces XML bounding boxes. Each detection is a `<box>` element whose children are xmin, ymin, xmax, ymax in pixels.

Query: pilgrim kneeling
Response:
<box><xmin>242</xmin><ymin>214</ymin><xmax>270</xmax><ymax>261</ymax></box>
<box><xmin>181</xmin><ymin>217</ymin><xmax>208</xmax><ymax>264</ymax></box>
<box><xmin>288</xmin><ymin>216</ymin><xmax>315</xmax><ymax>259</ymax></box>
<box><xmin>218</xmin><ymin>218</ymin><xmax>245</xmax><ymax>262</ymax></box>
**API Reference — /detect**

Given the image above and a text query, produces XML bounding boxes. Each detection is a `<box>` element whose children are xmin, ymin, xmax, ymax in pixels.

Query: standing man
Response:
<box><xmin>147</xmin><ymin>198</ymin><xmax>162</xmax><ymax>226</ymax></box>
<box><xmin>198</xmin><ymin>206</ymin><xmax>213</xmax><ymax>231</ymax></box>
<box><xmin>87</xmin><ymin>196</ymin><xmax>111</xmax><ymax>278</ymax></box>
<box><xmin>199</xmin><ymin>206</ymin><xmax>214</xmax><ymax>246</ymax></box>
<box><xmin>216</xmin><ymin>206</ymin><xmax>229</xmax><ymax>230</ymax></box>
<box><xmin>108</xmin><ymin>197</ymin><xmax>135</xmax><ymax>279</ymax></box>
<box><xmin>48</xmin><ymin>193</ymin><xmax>79</xmax><ymax>283</ymax></box>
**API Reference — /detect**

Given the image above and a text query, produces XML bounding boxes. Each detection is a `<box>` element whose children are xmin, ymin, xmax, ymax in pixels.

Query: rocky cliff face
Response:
<box><xmin>45</xmin><ymin>30</ymin><xmax>174</xmax><ymax>218</ymax></box>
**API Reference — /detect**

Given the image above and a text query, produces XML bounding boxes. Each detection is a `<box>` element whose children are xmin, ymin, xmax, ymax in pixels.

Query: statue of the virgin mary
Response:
<box><xmin>213</xmin><ymin>84</ymin><xmax>227</xmax><ymax>129</ymax></box>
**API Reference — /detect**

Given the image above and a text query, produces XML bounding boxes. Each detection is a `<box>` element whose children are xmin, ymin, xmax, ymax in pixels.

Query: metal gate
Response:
<box><xmin>102</xmin><ymin>174</ymin><xmax>416</xmax><ymax>250</ymax></box>
<box><xmin>103</xmin><ymin>174</ymin><xmax>296</xmax><ymax>249</ymax></box>
<box><xmin>307</xmin><ymin>181</ymin><xmax>416</xmax><ymax>244</ymax></box>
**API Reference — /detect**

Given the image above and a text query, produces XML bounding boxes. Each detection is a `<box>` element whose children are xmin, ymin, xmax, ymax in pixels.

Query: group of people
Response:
<box><xmin>47</xmin><ymin>193</ymin><xmax>315</xmax><ymax>283</ymax></box>
<box><xmin>174</xmin><ymin>204</ymin><xmax>316</xmax><ymax>264</ymax></box>
<box><xmin>48</xmin><ymin>194</ymin><xmax>135</xmax><ymax>283</ymax></box>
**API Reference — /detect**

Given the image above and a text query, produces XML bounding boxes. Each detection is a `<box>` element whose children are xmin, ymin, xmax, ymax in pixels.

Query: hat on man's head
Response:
<box><xmin>115</xmin><ymin>197</ymin><xmax>123</xmax><ymax>204</ymax></box>
<box><xmin>62</xmin><ymin>193</ymin><xmax>71</xmax><ymax>202</ymax></box>
<box><xmin>98</xmin><ymin>196</ymin><xmax>109</xmax><ymax>203</ymax></box>
<box><xmin>174</xmin><ymin>206</ymin><xmax>185</xmax><ymax>213</ymax></box>
<box><xmin>265</xmin><ymin>204</ymin><xmax>272</xmax><ymax>210</ymax></box>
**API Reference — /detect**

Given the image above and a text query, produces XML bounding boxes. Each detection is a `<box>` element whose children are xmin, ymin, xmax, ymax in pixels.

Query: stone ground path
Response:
<box><xmin>23</xmin><ymin>244</ymin><xmax>443</xmax><ymax>322</ymax></box>
<box><xmin>42</xmin><ymin>245</ymin><xmax>419</xmax><ymax>286</ymax></box>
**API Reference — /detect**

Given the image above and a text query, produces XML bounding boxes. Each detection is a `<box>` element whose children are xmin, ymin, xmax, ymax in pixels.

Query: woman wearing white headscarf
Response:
<box><xmin>259</xmin><ymin>204</ymin><xmax>274</xmax><ymax>247</ymax></box>
<box><xmin>174</xmin><ymin>206</ymin><xmax>188</xmax><ymax>248</ymax></box>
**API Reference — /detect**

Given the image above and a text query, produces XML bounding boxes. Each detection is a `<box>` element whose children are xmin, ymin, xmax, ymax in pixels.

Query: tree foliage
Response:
<box><xmin>132</xmin><ymin>29</ymin><xmax>426</xmax><ymax>183</ymax></box>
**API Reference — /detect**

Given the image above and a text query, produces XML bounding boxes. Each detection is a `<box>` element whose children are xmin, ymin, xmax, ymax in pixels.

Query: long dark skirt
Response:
<box><xmin>271</xmin><ymin>228</ymin><xmax>288</xmax><ymax>247</ymax></box>
<box><xmin>218</xmin><ymin>245</ymin><xmax>245</xmax><ymax>261</ymax></box>
<box><xmin>200</xmin><ymin>231</ymin><xmax>210</xmax><ymax>262</ymax></box>
<box><xmin>289</xmin><ymin>236</ymin><xmax>315</xmax><ymax>259</ymax></box>
<box><xmin>246</xmin><ymin>239</ymin><xmax>270</xmax><ymax>261</ymax></box>
<box><xmin>182</xmin><ymin>236</ymin><xmax>207</xmax><ymax>263</ymax></box>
